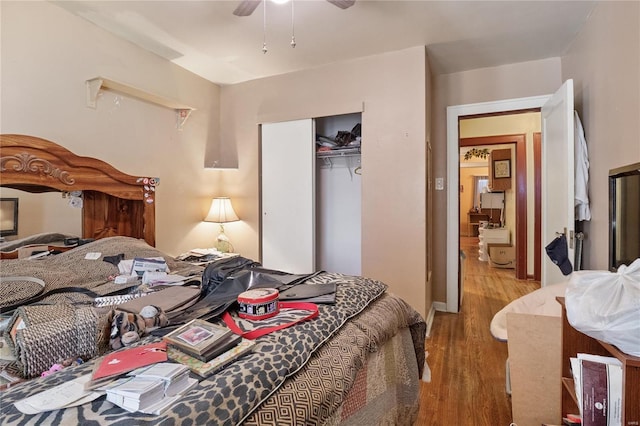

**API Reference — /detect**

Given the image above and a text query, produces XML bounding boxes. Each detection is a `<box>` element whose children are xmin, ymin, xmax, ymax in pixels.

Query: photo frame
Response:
<box><xmin>163</xmin><ymin>319</ymin><xmax>231</xmax><ymax>355</ymax></box>
<box><xmin>493</xmin><ymin>159</ymin><xmax>511</xmax><ymax>179</ymax></box>
<box><xmin>0</xmin><ymin>198</ymin><xmax>19</xmax><ymax>237</ymax></box>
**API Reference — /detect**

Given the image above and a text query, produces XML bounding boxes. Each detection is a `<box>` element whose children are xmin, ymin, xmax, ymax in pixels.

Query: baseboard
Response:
<box><xmin>433</xmin><ymin>301</ymin><xmax>447</xmax><ymax>312</ymax></box>
<box><xmin>425</xmin><ymin>303</ymin><xmax>438</xmax><ymax>338</ymax></box>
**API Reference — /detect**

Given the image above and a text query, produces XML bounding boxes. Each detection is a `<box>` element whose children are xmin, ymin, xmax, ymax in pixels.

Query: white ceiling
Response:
<box><xmin>52</xmin><ymin>0</ymin><xmax>598</xmax><ymax>86</ymax></box>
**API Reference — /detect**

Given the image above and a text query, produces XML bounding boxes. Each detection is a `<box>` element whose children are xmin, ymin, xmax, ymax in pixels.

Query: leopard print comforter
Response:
<box><xmin>0</xmin><ymin>270</ymin><xmax>424</xmax><ymax>425</ymax></box>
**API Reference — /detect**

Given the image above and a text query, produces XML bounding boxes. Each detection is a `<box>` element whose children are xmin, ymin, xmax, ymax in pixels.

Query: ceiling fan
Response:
<box><xmin>233</xmin><ymin>0</ymin><xmax>355</xmax><ymax>17</ymax></box>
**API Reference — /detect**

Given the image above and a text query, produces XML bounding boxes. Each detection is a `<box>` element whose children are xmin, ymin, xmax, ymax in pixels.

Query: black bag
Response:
<box><xmin>167</xmin><ymin>257</ymin><xmax>318</xmax><ymax>325</ymax></box>
<box><xmin>200</xmin><ymin>256</ymin><xmax>262</xmax><ymax>296</ymax></box>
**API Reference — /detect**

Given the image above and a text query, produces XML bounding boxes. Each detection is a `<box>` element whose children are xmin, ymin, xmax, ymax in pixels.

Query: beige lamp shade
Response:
<box><xmin>204</xmin><ymin>197</ymin><xmax>239</xmax><ymax>223</ymax></box>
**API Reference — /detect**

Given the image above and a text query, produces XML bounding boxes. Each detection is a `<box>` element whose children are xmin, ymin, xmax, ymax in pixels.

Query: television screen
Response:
<box><xmin>609</xmin><ymin>162</ymin><xmax>640</xmax><ymax>271</ymax></box>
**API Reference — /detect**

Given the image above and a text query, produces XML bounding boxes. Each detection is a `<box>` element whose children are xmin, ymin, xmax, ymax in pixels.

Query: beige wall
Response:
<box><xmin>0</xmin><ymin>1</ymin><xmax>224</xmax><ymax>256</ymax></box>
<box><xmin>219</xmin><ymin>47</ymin><xmax>432</xmax><ymax>318</ymax></box>
<box><xmin>561</xmin><ymin>1</ymin><xmax>640</xmax><ymax>270</ymax></box>
<box><xmin>431</xmin><ymin>58</ymin><xmax>562</xmax><ymax>303</ymax></box>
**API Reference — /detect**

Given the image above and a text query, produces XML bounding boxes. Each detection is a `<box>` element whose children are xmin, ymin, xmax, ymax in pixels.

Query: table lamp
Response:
<box><xmin>204</xmin><ymin>197</ymin><xmax>239</xmax><ymax>253</ymax></box>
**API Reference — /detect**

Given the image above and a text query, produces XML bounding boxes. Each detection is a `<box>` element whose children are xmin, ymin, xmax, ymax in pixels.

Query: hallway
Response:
<box><xmin>415</xmin><ymin>237</ymin><xmax>539</xmax><ymax>425</ymax></box>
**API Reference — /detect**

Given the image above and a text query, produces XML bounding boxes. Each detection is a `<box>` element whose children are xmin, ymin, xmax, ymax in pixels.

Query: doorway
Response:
<box><xmin>445</xmin><ymin>95</ymin><xmax>551</xmax><ymax>313</ymax></box>
<box><xmin>458</xmin><ymin>112</ymin><xmax>542</xmax><ymax>284</ymax></box>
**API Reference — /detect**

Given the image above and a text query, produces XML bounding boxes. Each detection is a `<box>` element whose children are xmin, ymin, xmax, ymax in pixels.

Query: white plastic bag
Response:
<box><xmin>565</xmin><ymin>258</ymin><xmax>640</xmax><ymax>357</ymax></box>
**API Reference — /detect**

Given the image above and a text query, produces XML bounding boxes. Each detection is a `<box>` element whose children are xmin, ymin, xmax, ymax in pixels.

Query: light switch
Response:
<box><xmin>435</xmin><ymin>177</ymin><xmax>444</xmax><ymax>190</ymax></box>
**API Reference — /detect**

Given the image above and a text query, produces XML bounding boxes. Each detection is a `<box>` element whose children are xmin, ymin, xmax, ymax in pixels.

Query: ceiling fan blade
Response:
<box><xmin>233</xmin><ymin>0</ymin><xmax>262</xmax><ymax>16</ymax></box>
<box><xmin>326</xmin><ymin>0</ymin><xmax>355</xmax><ymax>10</ymax></box>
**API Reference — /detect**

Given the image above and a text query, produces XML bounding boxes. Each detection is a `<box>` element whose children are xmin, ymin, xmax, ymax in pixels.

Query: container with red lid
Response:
<box><xmin>237</xmin><ymin>288</ymin><xmax>280</xmax><ymax>320</ymax></box>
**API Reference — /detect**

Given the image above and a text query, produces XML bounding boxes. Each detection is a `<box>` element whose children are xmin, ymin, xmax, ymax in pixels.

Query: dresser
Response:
<box><xmin>478</xmin><ymin>227</ymin><xmax>510</xmax><ymax>261</ymax></box>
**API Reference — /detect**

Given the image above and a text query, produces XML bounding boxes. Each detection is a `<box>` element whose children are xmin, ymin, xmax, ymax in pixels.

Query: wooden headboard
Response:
<box><xmin>0</xmin><ymin>134</ymin><xmax>157</xmax><ymax>246</ymax></box>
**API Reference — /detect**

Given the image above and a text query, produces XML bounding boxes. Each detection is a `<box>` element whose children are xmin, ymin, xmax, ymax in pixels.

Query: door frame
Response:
<box><xmin>446</xmin><ymin>95</ymin><xmax>551</xmax><ymax>313</ymax></box>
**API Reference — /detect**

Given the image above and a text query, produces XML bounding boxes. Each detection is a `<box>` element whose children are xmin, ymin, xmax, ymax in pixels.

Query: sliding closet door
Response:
<box><xmin>261</xmin><ymin>119</ymin><xmax>315</xmax><ymax>274</ymax></box>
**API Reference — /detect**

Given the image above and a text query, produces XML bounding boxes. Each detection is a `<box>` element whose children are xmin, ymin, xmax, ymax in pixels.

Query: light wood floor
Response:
<box><xmin>415</xmin><ymin>237</ymin><xmax>540</xmax><ymax>425</ymax></box>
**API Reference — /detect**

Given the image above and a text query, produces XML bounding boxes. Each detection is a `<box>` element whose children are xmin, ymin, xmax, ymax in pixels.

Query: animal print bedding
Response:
<box><xmin>0</xmin><ymin>272</ymin><xmax>424</xmax><ymax>425</ymax></box>
<box><xmin>0</xmin><ymin>237</ymin><xmax>426</xmax><ymax>425</ymax></box>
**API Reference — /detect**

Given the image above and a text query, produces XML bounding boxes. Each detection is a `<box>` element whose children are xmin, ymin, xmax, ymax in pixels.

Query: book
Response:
<box><xmin>163</xmin><ymin>319</ymin><xmax>232</xmax><ymax>356</ymax></box>
<box><xmin>581</xmin><ymin>359</ymin><xmax>622</xmax><ymax>426</ymax></box>
<box><xmin>570</xmin><ymin>353</ymin><xmax>623</xmax><ymax>426</ymax></box>
<box><xmin>169</xmin><ymin>333</ymin><xmax>242</xmax><ymax>363</ymax></box>
<box><xmin>168</xmin><ymin>338</ymin><xmax>255</xmax><ymax>378</ymax></box>
<box><xmin>91</xmin><ymin>341</ymin><xmax>168</xmax><ymax>381</ymax></box>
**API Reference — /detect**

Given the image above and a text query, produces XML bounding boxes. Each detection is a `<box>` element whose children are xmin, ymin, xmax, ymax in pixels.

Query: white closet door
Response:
<box><xmin>261</xmin><ymin>119</ymin><xmax>315</xmax><ymax>274</ymax></box>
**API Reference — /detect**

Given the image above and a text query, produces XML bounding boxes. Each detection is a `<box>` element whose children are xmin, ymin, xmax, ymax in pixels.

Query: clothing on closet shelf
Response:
<box><xmin>574</xmin><ymin>111</ymin><xmax>591</xmax><ymax>221</ymax></box>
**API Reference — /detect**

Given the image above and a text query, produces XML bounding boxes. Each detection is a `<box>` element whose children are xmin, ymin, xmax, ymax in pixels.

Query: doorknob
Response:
<box><xmin>554</xmin><ymin>228</ymin><xmax>574</xmax><ymax>249</ymax></box>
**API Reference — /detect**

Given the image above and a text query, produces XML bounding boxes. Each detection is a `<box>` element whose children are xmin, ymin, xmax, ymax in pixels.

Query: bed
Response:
<box><xmin>0</xmin><ymin>134</ymin><xmax>426</xmax><ymax>425</ymax></box>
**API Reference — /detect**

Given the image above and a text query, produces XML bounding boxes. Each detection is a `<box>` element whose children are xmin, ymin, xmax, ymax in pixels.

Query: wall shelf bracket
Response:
<box><xmin>85</xmin><ymin>77</ymin><xmax>195</xmax><ymax>129</ymax></box>
<box><xmin>176</xmin><ymin>109</ymin><xmax>193</xmax><ymax>130</ymax></box>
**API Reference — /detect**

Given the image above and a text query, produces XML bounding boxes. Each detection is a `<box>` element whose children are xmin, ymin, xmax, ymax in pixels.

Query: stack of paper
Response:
<box><xmin>142</xmin><ymin>271</ymin><xmax>189</xmax><ymax>286</ymax></box>
<box><xmin>14</xmin><ymin>374</ymin><xmax>103</xmax><ymax>414</ymax></box>
<box><xmin>104</xmin><ymin>376</ymin><xmax>166</xmax><ymax>412</ymax></box>
<box><xmin>103</xmin><ymin>362</ymin><xmax>197</xmax><ymax>414</ymax></box>
<box><xmin>129</xmin><ymin>362</ymin><xmax>193</xmax><ymax>397</ymax></box>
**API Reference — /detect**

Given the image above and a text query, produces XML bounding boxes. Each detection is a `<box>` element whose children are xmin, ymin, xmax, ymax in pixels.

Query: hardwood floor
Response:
<box><xmin>415</xmin><ymin>237</ymin><xmax>540</xmax><ymax>425</ymax></box>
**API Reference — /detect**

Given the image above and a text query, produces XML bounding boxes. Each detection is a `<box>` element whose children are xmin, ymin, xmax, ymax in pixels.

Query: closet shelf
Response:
<box><xmin>316</xmin><ymin>147</ymin><xmax>361</xmax><ymax>159</ymax></box>
<box><xmin>85</xmin><ymin>77</ymin><xmax>195</xmax><ymax>129</ymax></box>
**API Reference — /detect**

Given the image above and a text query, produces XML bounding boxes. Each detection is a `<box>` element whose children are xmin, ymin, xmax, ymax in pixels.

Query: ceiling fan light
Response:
<box><xmin>270</xmin><ymin>0</ymin><xmax>290</xmax><ymax>4</ymax></box>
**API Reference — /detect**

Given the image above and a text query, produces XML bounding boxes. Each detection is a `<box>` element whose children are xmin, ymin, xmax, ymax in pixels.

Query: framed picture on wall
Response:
<box><xmin>0</xmin><ymin>198</ymin><xmax>19</xmax><ymax>237</ymax></box>
<box><xmin>493</xmin><ymin>159</ymin><xmax>511</xmax><ymax>179</ymax></box>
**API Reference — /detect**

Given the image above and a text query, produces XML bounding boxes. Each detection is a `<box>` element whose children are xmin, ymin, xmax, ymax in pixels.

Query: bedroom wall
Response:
<box><xmin>219</xmin><ymin>46</ymin><xmax>432</xmax><ymax>319</ymax></box>
<box><xmin>431</xmin><ymin>58</ymin><xmax>562</xmax><ymax>304</ymax></box>
<box><xmin>0</xmin><ymin>1</ymin><xmax>226</xmax><ymax>256</ymax></box>
<box><xmin>560</xmin><ymin>1</ymin><xmax>640</xmax><ymax>270</ymax></box>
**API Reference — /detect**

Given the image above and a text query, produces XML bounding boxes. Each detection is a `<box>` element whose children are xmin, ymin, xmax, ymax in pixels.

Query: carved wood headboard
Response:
<box><xmin>0</xmin><ymin>134</ymin><xmax>157</xmax><ymax>246</ymax></box>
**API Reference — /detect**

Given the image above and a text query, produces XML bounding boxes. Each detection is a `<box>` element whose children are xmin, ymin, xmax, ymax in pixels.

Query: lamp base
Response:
<box><xmin>215</xmin><ymin>226</ymin><xmax>234</xmax><ymax>253</ymax></box>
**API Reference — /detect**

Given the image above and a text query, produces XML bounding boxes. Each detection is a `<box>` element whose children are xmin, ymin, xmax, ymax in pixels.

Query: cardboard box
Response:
<box><xmin>489</xmin><ymin>243</ymin><xmax>515</xmax><ymax>268</ymax></box>
<box><xmin>507</xmin><ymin>313</ymin><xmax>562</xmax><ymax>426</ymax></box>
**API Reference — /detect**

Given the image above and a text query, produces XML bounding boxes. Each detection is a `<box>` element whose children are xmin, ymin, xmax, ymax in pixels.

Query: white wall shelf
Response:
<box><xmin>85</xmin><ymin>77</ymin><xmax>195</xmax><ymax>129</ymax></box>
